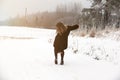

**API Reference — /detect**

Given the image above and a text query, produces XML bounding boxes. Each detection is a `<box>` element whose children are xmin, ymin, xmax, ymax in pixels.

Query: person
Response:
<box><xmin>53</xmin><ymin>22</ymin><xmax>79</xmax><ymax>65</ymax></box>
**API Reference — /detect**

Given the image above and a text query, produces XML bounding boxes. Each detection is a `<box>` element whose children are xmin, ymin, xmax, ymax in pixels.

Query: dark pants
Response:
<box><xmin>54</xmin><ymin>49</ymin><xmax>64</xmax><ymax>61</ymax></box>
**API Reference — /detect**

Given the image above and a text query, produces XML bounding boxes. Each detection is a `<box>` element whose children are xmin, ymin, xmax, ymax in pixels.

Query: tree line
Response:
<box><xmin>1</xmin><ymin>0</ymin><xmax>120</xmax><ymax>31</ymax></box>
<box><xmin>1</xmin><ymin>2</ymin><xmax>82</xmax><ymax>29</ymax></box>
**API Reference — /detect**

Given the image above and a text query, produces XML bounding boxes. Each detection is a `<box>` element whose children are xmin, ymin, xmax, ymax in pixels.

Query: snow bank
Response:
<box><xmin>69</xmin><ymin>36</ymin><xmax>120</xmax><ymax>65</ymax></box>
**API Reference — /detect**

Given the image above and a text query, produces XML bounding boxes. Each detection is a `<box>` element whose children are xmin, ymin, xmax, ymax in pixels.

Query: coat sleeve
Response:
<box><xmin>68</xmin><ymin>24</ymin><xmax>79</xmax><ymax>31</ymax></box>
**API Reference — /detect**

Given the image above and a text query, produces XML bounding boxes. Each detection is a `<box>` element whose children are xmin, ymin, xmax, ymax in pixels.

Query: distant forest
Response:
<box><xmin>0</xmin><ymin>2</ymin><xmax>82</xmax><ymax>29</ymax></box>
<box><xmin>0</xmin><ymin>0</ymin><xmax>120</xmax><ymax>31</ymax></box>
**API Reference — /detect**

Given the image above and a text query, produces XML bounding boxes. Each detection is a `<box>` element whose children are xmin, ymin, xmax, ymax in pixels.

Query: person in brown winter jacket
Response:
<box><xmin>53</xmin><ymin>22</ymin><xmax>79</xmax><ymax>65</ymax></box>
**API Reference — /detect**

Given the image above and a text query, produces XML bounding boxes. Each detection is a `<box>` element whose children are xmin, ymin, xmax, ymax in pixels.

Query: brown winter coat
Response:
<box><xmin>53</xmin><ymin>24</ymin><xmax>79</xmax><ymax>53</ymax></box>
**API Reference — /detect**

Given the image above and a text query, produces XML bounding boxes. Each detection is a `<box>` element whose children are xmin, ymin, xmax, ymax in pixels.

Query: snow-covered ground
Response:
<box><xmin>0</xmin><ymin>26</ymin><xmax>120</xmax><ymax>80</ymax></box>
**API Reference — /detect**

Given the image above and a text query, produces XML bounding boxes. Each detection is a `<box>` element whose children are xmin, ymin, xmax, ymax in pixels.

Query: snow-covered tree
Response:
<box><xmin>88</xmin><ymin>0</ymin><xmax>120</xmax><ymax>28</ymax></box>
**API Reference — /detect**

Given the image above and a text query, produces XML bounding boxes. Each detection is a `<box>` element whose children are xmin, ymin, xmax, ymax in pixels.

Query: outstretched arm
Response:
<box><xmin>68</xmin><ymin>24</ymin><xmax>79</xmax><ymax>31</ymax></box>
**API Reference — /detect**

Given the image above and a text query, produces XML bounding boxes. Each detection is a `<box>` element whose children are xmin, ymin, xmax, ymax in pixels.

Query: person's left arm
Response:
<box><xmin>68</xmin><ymin>24</ymin><xmax>79</xmax><ymax>31</ymax></box>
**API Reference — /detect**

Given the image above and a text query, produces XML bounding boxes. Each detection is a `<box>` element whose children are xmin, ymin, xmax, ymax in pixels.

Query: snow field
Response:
<box><xmin>0</xmin><ymin>26</ymin><xmax>120</xmax><ymax>80</ymax></box>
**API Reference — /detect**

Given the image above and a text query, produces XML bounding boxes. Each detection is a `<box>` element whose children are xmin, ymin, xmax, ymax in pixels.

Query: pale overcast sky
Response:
<box><xmin>0</xmin><ymin>0</ymin><xmax>91</xmax><ymax>21</ymax></box>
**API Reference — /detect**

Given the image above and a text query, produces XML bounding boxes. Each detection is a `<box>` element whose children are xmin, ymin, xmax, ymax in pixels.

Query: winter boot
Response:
<box><xmin>55</xmin><ymin>59</ymin><xmax>58</xmax><ymax>64</ymax></box>
<box><xmin>60</xmin><ymin>60</ymin><xmax>64</xmax><ymax>65</ymax></box>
